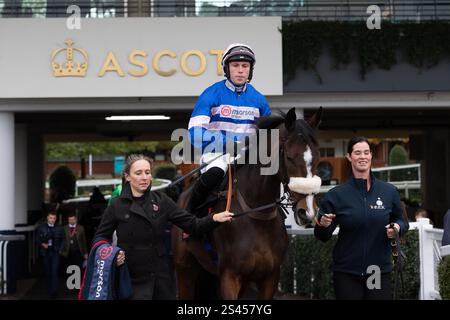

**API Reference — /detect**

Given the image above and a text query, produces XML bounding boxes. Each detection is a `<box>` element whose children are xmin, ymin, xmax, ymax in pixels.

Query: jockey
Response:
<box><xmin>187</xmin><ymin>43</ymin><xmax>271</xmax><ymax>215</ymax></box>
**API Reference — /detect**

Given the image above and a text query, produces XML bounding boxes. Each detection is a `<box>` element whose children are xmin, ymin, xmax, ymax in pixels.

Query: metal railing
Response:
<box><xmin>0</xmin><ymin>234</ymin><xmax>26</xmax><ymax>295</ymax></box>
<box><xmin>1</xmin><ymin>1</ymin><xmax>450</xmax><ymax>21</ymax></box>
<box><xmin>372</xmin><ymin>163</ymin><xmax>421</xmax><ymax>198</ymax></box>
<box><xmin>14</xmin><ymin>224</ymin><xmax>38</xmax><ymax>273</ymax></box>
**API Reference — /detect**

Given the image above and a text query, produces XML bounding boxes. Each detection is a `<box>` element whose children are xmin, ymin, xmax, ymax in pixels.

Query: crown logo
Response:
<box><xmin>51</xmin><ymin>39</ymin><xmax>88</xmax><ymax>77</ymax></box>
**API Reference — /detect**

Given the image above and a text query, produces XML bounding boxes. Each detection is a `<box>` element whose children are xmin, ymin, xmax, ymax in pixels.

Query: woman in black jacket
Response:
<box><xmin>95</xmin><ymin>154</ymin><xmax>233</xmax><ymax>300</ymax></box>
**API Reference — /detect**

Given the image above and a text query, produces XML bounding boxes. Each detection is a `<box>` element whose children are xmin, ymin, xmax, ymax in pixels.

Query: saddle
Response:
<box><xmin>181</xmin><ymin>173</ymin><xmax>230</xmax><ymax>244</ymax></box>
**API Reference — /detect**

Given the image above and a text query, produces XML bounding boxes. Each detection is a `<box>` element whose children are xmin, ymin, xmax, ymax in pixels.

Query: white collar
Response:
<box><xmin>69</xmin><ymin>224</ymin><xmax>77</xmax><ymax>228</ymax></box>
<box><xmin>225</xmin><ymin>79</ymin><xmax>247</xmax><ymax>93</ymax></box>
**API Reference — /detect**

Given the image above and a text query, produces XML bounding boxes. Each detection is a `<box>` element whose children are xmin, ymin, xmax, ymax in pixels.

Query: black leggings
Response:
<box><xmin>333</xmin><ymin>271</ymin><xmax>392</xmax><ymax>300</ymax></box>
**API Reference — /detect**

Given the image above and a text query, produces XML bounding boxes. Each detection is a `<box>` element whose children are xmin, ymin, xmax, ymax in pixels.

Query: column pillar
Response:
<box><xmin>15</xmin><ymin>124</ymin><xmax>27</xmax><ymax>225</ymax></box>
<box><xmin>0</xmin><ymin>112</ymin><xmax>15</xmax><ymax>231</ymax></box>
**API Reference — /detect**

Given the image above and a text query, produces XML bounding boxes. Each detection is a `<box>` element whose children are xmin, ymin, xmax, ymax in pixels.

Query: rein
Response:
<box><xmin>390</xmin><ymin>223</ymin><xmax>406</xmax><ymax>300</ymax></box>
<box><xmin>232</xmin><ymin>195</ymin><xmax>294</xmax><ymax>218</ymax></box>
<box><xmin>221</xmin><ymin>151</ymin><xmax>299</xmax><ymax>219</ymax></box>
<box><xmin>228</xmin><ymin>172</ymin><xmax>297</xmax><ymax>219</ymax></box>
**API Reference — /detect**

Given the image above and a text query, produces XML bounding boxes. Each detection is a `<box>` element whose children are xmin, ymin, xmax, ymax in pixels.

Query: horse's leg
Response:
<box><xmin>256</xmin><ymin>268</ymin><xmax>281</xmax><ymax>300</ymax></box>
<box><xmin>173</xmin><ymin>225</ymin><xmax>199</xmax><ymax>300</ymax></box>
<box><xmin>220</xmin><ymin>270</ymin><xmax>242</xmax><ymax>300</ymax></box>
<box><xmin>176</xmin><ymin>263</ymin><xmax>200</xmax><ymax>300</ymax></box>
<box><xmin>237</xmin><ymin>280</ymin><xmax>250</xmax><ymax>300</ymax></box>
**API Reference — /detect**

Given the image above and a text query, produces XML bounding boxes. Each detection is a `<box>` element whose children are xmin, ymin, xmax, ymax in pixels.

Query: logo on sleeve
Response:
<box><xmin>370</xmin><ymin>197</ymin><xmax>385</xmax><ymax>210</ymax></box>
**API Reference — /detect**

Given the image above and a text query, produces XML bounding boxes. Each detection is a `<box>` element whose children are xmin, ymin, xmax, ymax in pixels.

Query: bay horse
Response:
<box><xmin>172</xmin><ymin>107</ymin><xmax>322</xmax><ymax>299</ymax></box>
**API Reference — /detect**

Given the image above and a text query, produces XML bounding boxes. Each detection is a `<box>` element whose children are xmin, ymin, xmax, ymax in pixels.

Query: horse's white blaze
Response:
<box><xmin>303</xmin><ymin>146</ymin><xmax>313</xmax><ymax>178</ymax></box>
<box><xmin>287</xmin><ymin>145</ymin><xmax>321</xmax><ymax>220</ymax></box>
<box><xmin>306</xmin><ymin>194</ymin><xmax>315</xmax><ymax>220</ymax></box>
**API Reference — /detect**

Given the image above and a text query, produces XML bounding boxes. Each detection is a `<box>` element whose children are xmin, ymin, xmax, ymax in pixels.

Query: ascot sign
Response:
<box><xmin>0</xmin><ymin>17</ymin><xmax>282</xmax><ymax>98</ymax></box>
<box><xmin>51</xmin><ymin>38</ymin><xmax>225</xmax><ymax>78</ymax></box>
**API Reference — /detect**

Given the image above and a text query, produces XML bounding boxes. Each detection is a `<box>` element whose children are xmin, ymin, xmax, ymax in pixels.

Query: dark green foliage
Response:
<box><xmin>438</xmin><ymin>256</ymin><xmax>450</xmax><ymax>299</ymax></box>
<box><xmin>280</xmin><ymin>231</ymin><xmax>420</xmax><ymax>299</ymax></box>
<box><xmin>280</xmin><ymin>234</ymin><xmax>336</xmax><ymax>299</ymax></box>
<box><xmin>49</xmin><ymin>166</ymin><xmax>76</xmax><ymax>203</ymax></box>
<box><xmin>395</xmin><ymin>231</ymin><xmax>420</xmax><ymax>299</ymax></box>
<box><xmin>282</xmin><ymin>21</ymin><xmax>450</xmax><ymax>82</ymax></box>
<box><xmin>153</xmin><ymin>164</ymin><xmax>176</xmax><ymax>180</ymax></box>
<box><xmin>389</xmin><ymin>144</ymin><xmax>409</xmax><ymax>166</ymax></box>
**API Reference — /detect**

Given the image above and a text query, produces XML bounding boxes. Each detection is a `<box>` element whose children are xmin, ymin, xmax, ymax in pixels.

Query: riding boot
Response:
<box><xmin>188</xmin><ymin>179</ymin><xmax>209</xmax><ymax>217</ymax></box>
<box><xmin>188</xmin><ymin>167</ymin><xmax>225</xmax><ymax>217</ymax></box>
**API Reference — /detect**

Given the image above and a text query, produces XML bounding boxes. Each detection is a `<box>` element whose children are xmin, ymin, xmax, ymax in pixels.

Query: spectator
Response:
<box><xmin>37</xmin><ymin>212</ymin><xmax>65</xmax><ymax>298</ymax></box>
<box><xmin>415</xmin><ymin>208</ymin><xmax>428</xmax><ymax>221</ymax></box>
<box><xmin>61</xmin><ymin>213</ymin><xmax>88</xmax><ymax>273</ymax></box>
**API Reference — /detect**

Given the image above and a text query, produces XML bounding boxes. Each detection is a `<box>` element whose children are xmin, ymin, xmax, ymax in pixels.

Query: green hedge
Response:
<box><xmin>282</xmin><ymin>21</ymin><xmax>450</xmax><ymax>83</ymax></box>
<box><xmin>280</xmin><ymin>230</ymin><xmax>420</xmax><ymax>299</ymax></box>
<box><xmin>438</xmin><ymin>256</ymin><xmax>450</xmax><ymax>299</ymax></box>
<box><xmin>153</xmin><ymin>164</ymin><xmax>176</xmax><ymax>180</ymax></box>
<box><xmin>49</xmin><ymin>165</ymin><xmax>76</xmax><ymax>203</ymax></box>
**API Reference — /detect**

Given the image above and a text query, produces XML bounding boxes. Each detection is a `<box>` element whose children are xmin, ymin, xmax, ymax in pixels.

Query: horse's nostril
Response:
<box><xmin>293</xmin><ymin>208</ymin><xmax>309</xmax><ymax>226</ymax></box>
<box><xmin>298</xmin><ymin>208</ymin><xmax>306</xmax><ymax>216</ymax></box>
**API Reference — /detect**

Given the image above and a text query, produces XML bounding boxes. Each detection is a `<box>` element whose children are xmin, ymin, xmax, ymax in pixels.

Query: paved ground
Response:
<box><xmin>0</xmin><ymin>256</ymin><xmax>78</xmax><ymax>300</ymax></box>
<box><xmin>1</xmin><ymin>277</ymin><xmax>306</xmax><ymax>300</ymax></box>
<box><xmin>0</xmin><ymin>257</ymin><xmax>305</xmax><ymax>300</ymax></box>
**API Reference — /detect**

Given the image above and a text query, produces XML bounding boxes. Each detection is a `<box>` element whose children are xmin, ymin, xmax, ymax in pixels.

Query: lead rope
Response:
<box><xmin>391</xmin><ymin>223</ymin><xmax>405</xmax><ymax>300</ymax></box>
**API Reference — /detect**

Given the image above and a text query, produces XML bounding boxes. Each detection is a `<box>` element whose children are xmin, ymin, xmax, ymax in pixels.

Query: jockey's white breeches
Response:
<box><xmin>200</xmin><ymin>152</ymin><xmax>231</xmax><ymax>174</ymax></box>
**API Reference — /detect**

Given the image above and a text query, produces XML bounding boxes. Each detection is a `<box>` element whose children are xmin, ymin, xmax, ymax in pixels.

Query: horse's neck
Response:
<box><xmin>236</xmin><ymin>164</ymin><xmax>281</xmax><ymax>208</ymax></box>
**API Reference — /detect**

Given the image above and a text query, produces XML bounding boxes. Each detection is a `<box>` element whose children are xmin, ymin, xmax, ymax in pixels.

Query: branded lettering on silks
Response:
<box><xmin>188</xmin><ymin>79</ymin><xmax>271</xmax><ymax>153</ymax></box>
<box><xmin>88</xmin><ymin>243</ymin><xmax>121</xmax><ymax>299</ymax></box>
<box><xmin>79</xmin><ymin>239</ymin><xmax>132</xmax><ymax>300</ymax></box>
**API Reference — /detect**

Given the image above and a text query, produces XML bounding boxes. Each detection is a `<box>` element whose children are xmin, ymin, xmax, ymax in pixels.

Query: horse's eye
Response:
<box><xmin>286</xmin><ymin>156</ymin><xmax>295</xmax><ymax>162</ymax></box>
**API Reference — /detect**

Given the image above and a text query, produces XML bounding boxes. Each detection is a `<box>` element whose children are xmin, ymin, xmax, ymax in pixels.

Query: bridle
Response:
<box><xmin>225</xmin><ymin>134</ymin><xmax>302</xmax><ymax>220</ymax></box>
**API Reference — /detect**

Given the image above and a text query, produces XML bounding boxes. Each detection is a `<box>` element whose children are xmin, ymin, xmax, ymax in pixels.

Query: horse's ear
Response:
<box><xmin>307</xmin><ymin>107</ymin><xmax>323</xmax><ymax>129</ymax></box>
<box><xmin>285</xmin><ymin>108</ymin><xmax>297</xmax><ymax>131</ymax></box>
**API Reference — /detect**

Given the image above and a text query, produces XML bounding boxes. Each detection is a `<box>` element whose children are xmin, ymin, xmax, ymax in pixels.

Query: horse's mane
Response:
<box><xmin>257</xmin><ymin>110</ymin><xmax>318</xmax><ymax>146</ymax></box>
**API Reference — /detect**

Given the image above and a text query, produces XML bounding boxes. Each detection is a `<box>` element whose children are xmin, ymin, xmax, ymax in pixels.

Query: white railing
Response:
<box><xmin>372</xmin><ymin>163</ymin><xmax>421</xmax><ymax>174</ymax></box>
<box><xmin>413</xmin><ymin>218</ymin><xmax>449</xmax><ymax>300</ymax></box>
<box><xmin>317</xmin><ymin>163</ymin><xmax>421</xmax><ymax>197</ymax></box>
<box><xmin>61</xmin><ymin>178</ymin><xmax>172</xmax><ymax>203</ymax></box>
<box><xmin>372</xmin><ymin>163</ymin><xmax>421</xmax><ymax>198</ymax></box>
<box><xmin>45</xmin><ymin>178</ymin><xmax>123</xmax><ymax>197</ymax></box>
<box><xmin>285</xmin><ymin>218</ymin><xmax>448</xmax><ymax>300</ymax></box>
